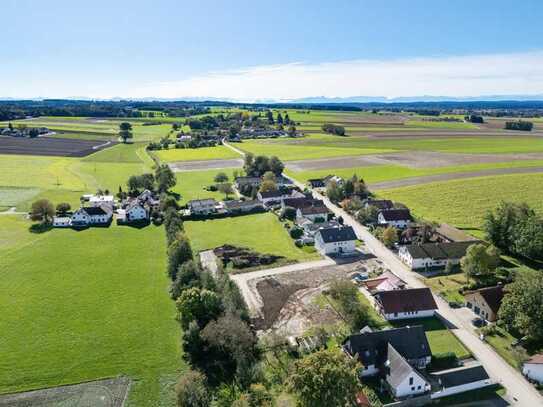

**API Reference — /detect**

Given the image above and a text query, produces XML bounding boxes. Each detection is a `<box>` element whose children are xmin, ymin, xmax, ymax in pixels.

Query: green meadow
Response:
<box><xmin>153</xmin><ymin>145</ymin><xmax>240</xmax><ymax>162</ymax></box>
<box><xmin>184</xmin><ymin>213</ymin><xmax>320</xmax><ymax>262</ymax></box>
<box><xmin>172</xmin><ymin>168</ymin><xmax>240</xmax><ymax>203</ymax></box>
<box><xmin>378</xmin><ymin>173</ymin><xmax>543</xmax><ymax>230</ymax></box>
<box><xmin>0</xmin><ymin>220</ymin><xmax>183</xmax><ymax>405</ymax></box>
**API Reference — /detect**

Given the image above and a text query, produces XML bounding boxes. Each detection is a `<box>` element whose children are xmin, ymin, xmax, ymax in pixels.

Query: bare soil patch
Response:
<box><xmin>168</xmin><ymin>158</ymin><xmax>243</xmax><ymax>172</ymax></box>
<box><xmin>0</xmin><ymin>377</ymin><xmax>130</xmax><ymax>407</ymax></box>
<box><xmin>0</xmin><ymin>136</ymin><xmax>116</xmax><ymax>157</ymax></box>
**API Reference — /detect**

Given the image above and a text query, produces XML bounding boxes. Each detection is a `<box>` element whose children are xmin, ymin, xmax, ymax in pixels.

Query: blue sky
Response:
<box><xmin>3</xmin><ymin>0</ymin><xmax>543</xmax><ymax>100</ymax></box>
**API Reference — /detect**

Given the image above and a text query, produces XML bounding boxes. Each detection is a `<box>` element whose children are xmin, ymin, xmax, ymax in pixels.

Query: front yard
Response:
<box><xmin>424</xmin><ymin>273</ymin><xmax>466</xmax><ymax>305</ymax></box>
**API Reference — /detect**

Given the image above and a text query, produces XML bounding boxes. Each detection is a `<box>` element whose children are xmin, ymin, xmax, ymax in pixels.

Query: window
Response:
<box><xmin>417</xmin><ymin>385</ymin><xmax>421</xmax><ymax>390</ymax></box>
<box><xmin>409</xmin><ymin>377</ymin><xmax>413</xmax><ymax>385</ymax></box>
<box><xmin>411</xmin><ymin>386</ymin><xmax>415</xmax><ymax>391</ymax></box>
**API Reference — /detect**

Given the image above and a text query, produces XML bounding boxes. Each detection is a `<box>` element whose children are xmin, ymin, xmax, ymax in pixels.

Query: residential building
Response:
<box><xmin>52</xmin><ymin>216</ymin><xmax>72</xmax><ymax>227</ymax></box>
<box><xmin>398</xmin><ymin>241</ymin><xmax>478</xmax><ymax>270</ymax></box>
<box><xmin>234</xmin><ymin>176</ymin><xmax>261</xmax><ymax>190</ymax></box>
<box><xmin>188</xmin><ymin>198</ymin><xmax>218</xmax><ymax>215</ymax></box>
<box><xmin>343</xmin><ymin>326</ymin><xmax>432</xmax><ymax>377</ymax></box>
<box><xmin>364</xmin><ymin>199</ymin><xmax>394</xmax><ymax>211</ymax></box>
<box><xmin>314</xmin><ymin>226</ymin><xmax>357</xmax><ymax>255</ymax></box>
<box><xmin>71</xmin><ymin>206</ymin><xmax>113</xmax><ymax>227</ymax></box>
<box><xmin>523</xmin><ymin>354</ymin><xmax>543</xmax><ymax>383</ymax></box>
<box><xmin>323</xmin><ymin>174</ymin><xmax>344</xmax><ymax>185</ymax></box>
<box><xmin>374</xmin><ymin>288</ymin><xmax>437</xmax><ymax>320</ymax></box>
<box><xmin>276</xmin><ymin>175</ymin><xmax>294</xmax><ymax>187</ymax></box>
<box><xmin>223</xmin><ymin>199</ymin><xmax>264</xmax><ymax>214</ymax></box>
<box><xmin>464</xmin><ymin>284</ymin><xmax>504</xmax><ymax>322</ymax></box>
<box><xmin>257</xmin><ymin>190</ymin><xmax>291</xmax><ymax>206</ymax></box>
<box><xmin>386</xmin><ymin>344</ymin><xmax>431</xmax><ymax>398</ymax></box>
<box><xmin>434</xmin><ymin>223</ymin><xmax>479</xmax><ymax>243</ymax></box>
<box><xmin>362</xmin><ymin>271</ymin><xmax>406</xmax><ymax>294</ymax></box>
<box><xmin>281</xmin><ymin>195</ymin><xmax>322</xmax><ymax>210</ymax></box>
<box><xmin>125</xmin><ymin>202</ymin><xmax>149</xmax><ymax>222</ymax></box>
<box><xmin>297</xmin><ymin>219</ymin><xmax>340</xmax><ymax>243</ymax></box>
<box><xmin>88</xmin><ymin>195</ymin><xmax>115</xmax><ymax>208</ymax></box>
<box><xmin>430</xmin><ymin>365</ymin><xmax>492</xmax><ymax>399</ymax></box>
<box><xmin>377</xmin><ymin>209</ymin><xmax>412</xmax><ymax>229</ymax></box>
<box><xmin>296</xmin><ymin>205</ymin><xmax>330</xmax><ymax>223</ymax></box>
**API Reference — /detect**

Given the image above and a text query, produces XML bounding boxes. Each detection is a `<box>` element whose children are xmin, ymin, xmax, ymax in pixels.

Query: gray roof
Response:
<box><xmin>404</xmin><ymin>241</ymin><xmax>478</xmax><ymax>260</ymax></box>
<box><xmin>224</xmin><ymin>199</ymin><xmax>262</xmax><ymax>209</ymax></box>
<box><xmin>433</xmin><ymin>365</ymin><xmax>489</xmax><ymax>388</ymax></box>
<box><xmin>343</xmin><ymin>326</ymin><xmax>431</xmax><ymax>367</ymax></box>
<box><xmin>379</xmin><ymin>209</ymin><xmax>411</xmax><ymax>221</ymax></box>
<box><xmin>386</xmin><ymin>344</ymin><xmax>416</xmax><ymax>388</ymax></box>
<box><xmin>317</xmin><ymin>226</ymin><xmax>357</xmax><ymax>243</ymax></box>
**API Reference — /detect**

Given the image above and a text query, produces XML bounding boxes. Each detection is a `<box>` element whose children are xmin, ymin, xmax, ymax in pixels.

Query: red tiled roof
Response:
<box><xmin>527</xmin><ymin>354</ymin><xmax>543</xmax><ymax>365</ymax></box>
<box><xmin>376</xmin><ymin>288</ymin><xmax>437</xmax><ymax>314</ymax></box>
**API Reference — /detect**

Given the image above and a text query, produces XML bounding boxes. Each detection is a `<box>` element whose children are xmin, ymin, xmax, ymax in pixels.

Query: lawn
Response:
<box><xmin>0</xmin><ymin>221</ymin><xmax>183</xmax><ymax>405</ymax></box>
<box><xmin>0</xmin><ymin>187</ymin><xmax>40</xmax><ymax>210</ymax></box>
<box><xmin>153</xmin><ymin>146</ymin><xmax>241</xmax><ymax>162</ymax></box>
<box><xmin>480</xmin><ymin>326</ymin><xmax>521</xmax><ymax>368</ymax></box>
<box><xmin>184</xmin><ymin>213</ymin><xmax>320</xmax><ymax>263</ymax></box>
<box><xmin>378</xmin><ymin>173</ymin><xmax>543</xmax><ymax>230</ymax></box>
<box><xmin>391</xmin><ymin>317</ymin><xmax>471</xmax><ymax>359</ymax></box>
<box><xmin>425</xmin><ymin>273</ymin><xmax>466</xmax><ymax>304</ymax></box>
<box><xmin>172</xmin><ymin>168</ymin><xmax>239</xmax><ymax>204</ymax></box>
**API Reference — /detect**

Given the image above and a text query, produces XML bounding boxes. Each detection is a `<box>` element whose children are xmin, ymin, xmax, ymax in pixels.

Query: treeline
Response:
<box><xmin>321</xmin><ymin>123</ymin><xmax>346</xmax><ymax>136</ymax></box>
<box><xmin>484</xmin><ymin>202</ymin><xmax>543</xmax><ymax>261</ymax></box>
<box><xmin>465</xmin><ymin>114</ymin><xmax>484</xmax><ymax>123</ymax></box>
<box><xmin>164</xmin><ymin>210</ymin><xmax>269</xmax><ymax>405</ymax></box>
<box><xmin>504</xmin><ymin>120</ymin><xmax>533</xmax><ymax>131</ymax></box>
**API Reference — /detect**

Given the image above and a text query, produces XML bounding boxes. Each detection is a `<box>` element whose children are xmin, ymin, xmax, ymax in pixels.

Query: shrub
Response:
<box><xmin>431</xmin><ymin>352</ymin><xmax>458</xmax><ymax>369</ymax></box>
<box><xmin>290</xmin><ymin>227</ymin><xmax>303</xmax><ymax>239</ymax></box>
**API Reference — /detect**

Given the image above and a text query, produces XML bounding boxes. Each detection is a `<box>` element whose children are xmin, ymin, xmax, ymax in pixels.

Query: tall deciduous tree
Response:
<box><xmin>155</xmin><ymin>164</ymin><xmax>176</xmax><ymax>193</ymax></box>
<box><xmin>176</xmin><ymin>287</ymin><xmax>222</xmax><ymax>329</ymax></box>
<box><xmin>30</xmin><ymin>199</ymin><xmax>55</xmax><ymax>224</ymax></box>
<box><xmin>287</xmin><ymin>349</ymin><xmax>361</xmax><ymax>407</ymax></box>
<box><xmin>168</xmin><ymin>234</ymin><xmax>193</xmax><ymax>280</ymax></box>
<box><xmin>119</xmin><ymin>122</ymin><xmax>133</xmax><ymax>143</ymax></box>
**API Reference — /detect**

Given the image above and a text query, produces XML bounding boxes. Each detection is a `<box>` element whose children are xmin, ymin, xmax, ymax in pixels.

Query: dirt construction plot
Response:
<box><xmin>168</xmin><ymin>158</ymin><xmax>243</xmax><ymax>172</ymax></box>
<box><xmin>287</xmin><ymin>151</ymin><xmax>543</xmax><ymax>171</ymax></box>
<box><xmin>0</xmin><ymin>377</ymin><xmax>130</xmax><ymax>407</ymax></box>
<box><xmin>0</xmin><ymin>136</ymin><xmax>116</xmax><ymax>157</ymax></box>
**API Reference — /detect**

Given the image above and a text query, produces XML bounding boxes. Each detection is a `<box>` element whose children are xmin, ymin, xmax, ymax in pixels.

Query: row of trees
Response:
<box><xmin>126</xmin><ymin>164</ymin><xmax>176</xmax><ymax>194</ymax></box>
<box><xmin>484</xmin><ymin>201</ymin><xmax>543</xmax><ymax>261</ymax></box>
<box><xmin>505</xmin><ymin>120</ymin><xmax>533</xmax><ymax>131</ymax></box>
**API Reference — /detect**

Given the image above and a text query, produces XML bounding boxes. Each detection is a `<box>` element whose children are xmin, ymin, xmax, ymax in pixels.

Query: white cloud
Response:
<box><xmin>130</xmin><ymin>51</ymin><xmax>543</xmax><ymax>101</ymax></box>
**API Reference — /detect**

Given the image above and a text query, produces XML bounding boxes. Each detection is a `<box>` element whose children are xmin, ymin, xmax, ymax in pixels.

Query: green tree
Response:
<box><xmin>287</xmin><ymin>349</ymin><xmax>361</xmax><ymax>407</ymax></box>
<box><xmin>155</xmin><ymin>164</ymin><xmax>176</xmax><ymax>193</ymax></box>
<box><xmin>512</xmin><ymin>216</ymin><xmax>543</xmax><ymax>260</ymax></box>
<box><xmin>55</xmin><ymin>202</ymin><xmax>71</xmax><ymax>216</ymax></box>
<box><xmin>499</xmin><ymin>270</ymin><xmax>543</xmax><ymax>341</ymax></box>
<box><xmin>284</xmin><ymin>113</ymin><xmax>290</xmax><ymax>125</ymax></box>
<box><xmin>266</xmin><ymin>110</ymin><xmax>274</xmax><ymax>124</ymax></box>
<box><xmin>218</xmin><ymin>182</ymin><xmax>235</xmax><ymax>199</ymax></box>
<box><xmin>214</xmin><ymin>172</ymin><xmax>229</xmax><ymax>183</ymax></box>
<box><xmin>168</xmin><ymin>234</ymin><xmax>193</xmax><ymax>279</ymax></box>
<box><xmin>119</xmin><ymin>122</ymin><xmax>133</xmax><ymax>143</ymax></box>
<box><xmin>326</xmin><ymin>180</ymin><xmax>344</xmax><ymax>203</ymax></box>
<box><xmin>460</xmin><ymin>243</ymin><xmax>500</xmax><ymax>284</ymax></box>
<box><xmin>269</xmin><ymin>156</ymin><xmax>284</xmax><ymax>176</ymax></box>
<box><xmin>170</xmin><ymin>260</ymin><xmax>202</xmax><ymax>300</ymax></box>
<box><xmin>262</xmin><ymin>171</ymin><xmax>276</xmax><ymax>182</ymax></box>
<box><xmin>30</xmin><ymin>199</ymin><xmax>55</xmax><ymax>224</ymax></box>
<box><xmin>176</xmin><ymin>287</ymin><xmax>222</xmax><ymax>329</ymax></box>
<box><xmin>259</xmin><ymin>180</ymin><xmax>277</xmax><ymax>193</ymax></box>
<box><xmin>175</xmin><ymin>370</ymin><xmax>211</xmax><ymax>407</ymax></box>
<box><xmin>276</xmin><ymin>113</ymin><xmax>283</xmax><ymax>125</ymax></box>
<box><xmin>381</xmin><ymin>226</ymin><xmax>398</xmax><ymax>248</ymax></box>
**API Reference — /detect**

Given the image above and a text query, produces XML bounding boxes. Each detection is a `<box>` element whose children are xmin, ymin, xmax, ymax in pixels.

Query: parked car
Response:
<box><xmin>472</xmin><ymin>317</ymin><xmax>487</xmax><ymax>328</ymax></box>
<box><xmin>351</xmin><ymin>272</ymin><xmax>368</xmax><ymax>285</ymax></box>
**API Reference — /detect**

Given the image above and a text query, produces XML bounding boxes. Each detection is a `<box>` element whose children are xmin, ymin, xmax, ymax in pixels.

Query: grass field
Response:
<box><xmin>391</xmin><ymin>317</ymin><xmax>470</xmax><ymax>359</ymax></box>
<box><xmin>184</xmin><ymin>213</ymin><xmax>320</xmax><ymax>262</ymax></box>
<box><xmin>153</xmin><ymin>146</ymin><xmax>240</xmax><ymax>162</ymax></box>
<box><xmin>405</xmin><ymin>120</ymin><xmax>478</xmax><ymax>129</ymax></box>
<box><xmin>172</xmin><ymin>168</ymin><xmax>239</xmax><ymax>203</ymax></box>
<box><xmin>0</xmin><ymin>221</ymin><xmax>183</xmax><ymax>405</ymax></box>
<box><xmin>425</xmin><ymin>273</ymin><xmax>466</xmax><ymax>304</ymax></box>
<box><xmin>237</xmin><ymin>140</ymin><xmax>393</xmax><ymax>161</ymax></box>
<box><xmin>287</xmin><ymin>160</ymin><xmax>543</xmax><ymax>186</ymax></box>
<box><xmin>378</xmin><ymin>173</ymin><xmax>543</xmax><ymax>230</ymax></box>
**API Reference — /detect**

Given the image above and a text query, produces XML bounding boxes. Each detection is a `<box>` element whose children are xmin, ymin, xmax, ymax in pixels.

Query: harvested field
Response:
<box><xmin>286</xmin><ymin>151</ymin><xmax>543</xmax><ymax>171</ymax></box>
<box><xmin>0</xmin><ymin>136</ymin><xmax>115</xmax><ymax>157</ymax></box>
<box><xmin>0</xmin><ymin>377</ymin><xmax>130</xmax><ymax>407</ymax></box>
<box><xmin>168</xmin><ymin>158</ymin><xmax>243</xmax><ymax>172</ymax></box>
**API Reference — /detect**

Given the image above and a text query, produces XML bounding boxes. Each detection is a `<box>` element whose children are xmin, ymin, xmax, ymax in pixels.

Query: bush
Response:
<box><xmin>290</xmin><ymin>227</ymin><xmax>303</xmax><ymax>239</ymax></box>
<box><xmin>431</xmin><ymin>352</ymin><xmax>458</xmax><ymax>369</ymax></box>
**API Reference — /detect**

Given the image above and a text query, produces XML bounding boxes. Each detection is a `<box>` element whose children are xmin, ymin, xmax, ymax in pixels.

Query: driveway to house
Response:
<box><xmin>230</xmin><ymin>259</ymin><xmax>335</xmax><ymax>318</ymax></box>
<box><xmin>283</xmin><ymin>173</ymin><xmax>543</xmax><ymax>407</ymax></box>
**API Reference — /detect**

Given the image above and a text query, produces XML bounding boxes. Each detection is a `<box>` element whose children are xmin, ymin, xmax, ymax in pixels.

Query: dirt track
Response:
<box><xmin>0</xmin><ymin>136</ymin><xmax>116</xmax><ymax>157</ymax></box>
<box><xmin>370</xmin><ymin>166</ymin><xmax>543</xmax><ymax>190</ymax></box>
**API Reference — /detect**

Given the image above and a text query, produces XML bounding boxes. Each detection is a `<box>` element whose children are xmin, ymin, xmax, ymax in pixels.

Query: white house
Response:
<box><xmin>256</xmin><ymin>190</ymin><xmax>291</xmax><ymax>206</ymax></box>
<box><xmin>343</xmin><ymin>326</ymin><xmax>432</xmax><ymax>388</ymax></box>
<box><xmin>314</xmin><ymin>226</ymin><xmax>357</xmax><ymax>256</ymax></box>
<box><xmin>398</xmin><ymin>241</ymin><xmax>477</xmax><ymax>271</ymax></box>
<box><xmin>89</xmin><ymin>195</ymin><xmax>115</xmax><ymax>208</ymax></box>
<box><xmin>430</xmin><ymin>365</ymin><xmax>492</xmax><ymax>399</ymax></box>
<box><xmin>71</xmin><ymin>206</ymin><xmax>112</xmax><ymax>227</ymax></box>
<box><xmin>386</xmin><ymin>344</ymin><xmax>430</xmax><ymax>399</ymax></box>
<box><xmin>375</xmin><ymin>288</ymin><xmax>437</xmax><ymax>320</ymax></box>
<box><xmin>523</xmin><ymin>354</ymin><xmax>543</xmax><ymax>383</ymax></box>
<box><xmin>296</xmin><ymin>205</ymin><xmax>330</xmax><ymax>223</ymax></box>
<box><xmin>223</xmin><ymin>199</ymin><xmax>264</xmax><ymax>214</ymax></box>
<box><xmin>125</xmin><ymin>202</ymin><xmax>149</xmax><ymax>222</ymax></box>
<box><xmin>377</xmin><ymin>209</ymin><xmax>411</xmax><ymax>229</ymax></box>
<box><xmin>53</xmin><ymin>216</ymin><xmax>72</xmax><ymax>227</ymax></box>
<box><xmin>188</xmin><ymin>198</ymin><xmax>218</xmax><ymax>215</ymax></box>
